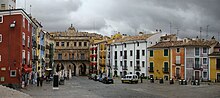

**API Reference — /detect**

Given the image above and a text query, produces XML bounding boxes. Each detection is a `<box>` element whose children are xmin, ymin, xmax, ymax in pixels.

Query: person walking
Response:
<box><xmin>37</xmin><ymin>72</ymin><xmax>40</xmax><ymax>86</ymax></box>
<box><xmin>140</xmin><ymin>75</ymin><xmax>143</xmax><ymax>83</ymax></box>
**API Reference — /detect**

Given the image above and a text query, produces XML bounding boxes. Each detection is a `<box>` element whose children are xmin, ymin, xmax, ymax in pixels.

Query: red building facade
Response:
<box><xmin>0</xmin><ymin>9</ymin><xmax>35</xmax><ymax>87</ymax></box>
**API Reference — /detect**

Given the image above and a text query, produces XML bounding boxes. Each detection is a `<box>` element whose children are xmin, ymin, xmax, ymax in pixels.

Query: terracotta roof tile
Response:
<box><xmin>114</xmin><ymin>34</ymin><xmax>155</xmax><ymax>43</ymax></box>
<box><xmin>149</xmin><ymin>41</ymin><xmax>183</xmax><ymax>48</ymax></box>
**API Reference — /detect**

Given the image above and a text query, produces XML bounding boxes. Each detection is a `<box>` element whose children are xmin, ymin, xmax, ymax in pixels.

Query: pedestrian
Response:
<box><xmin>40</xmin><ymin>77</ymin><xmax>43</xmax><ymax>86</ymax></box>
<box><xmin>37</xmin><ymin>72</ymin><xmax>40</xmax><ymax>86</ymax></box>
<box><xmin>141</xmin><ymin>75</ymin><xmax>143</xmax><ymax>83</ymax></box>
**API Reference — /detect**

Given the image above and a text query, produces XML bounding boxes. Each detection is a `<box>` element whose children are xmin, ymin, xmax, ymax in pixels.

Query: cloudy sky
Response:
<box><xmin>17</xmin><ymin>0</ymin><xmax>220</xmax><ymax>40</ymax></box>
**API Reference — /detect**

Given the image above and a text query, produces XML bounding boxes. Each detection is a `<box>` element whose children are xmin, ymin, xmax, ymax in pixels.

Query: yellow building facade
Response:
<box><xmin>148</xmin><ymin>48</ymin><xmax>170</xmax><ymax>80</ymax></box>
<box><xmin>209</xmin><ymin>43</ymin><xmax>220</xmax><ymax>82</ymax></box>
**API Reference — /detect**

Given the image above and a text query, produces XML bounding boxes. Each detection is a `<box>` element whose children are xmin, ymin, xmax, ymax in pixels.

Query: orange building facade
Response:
<box><xmin>171</xmin><ymin>47</ymin><xmax>185</xmax><ymax>80</ymax></box>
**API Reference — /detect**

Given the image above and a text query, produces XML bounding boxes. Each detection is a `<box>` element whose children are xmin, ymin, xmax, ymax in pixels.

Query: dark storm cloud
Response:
<box><xmin>17</xmin><ymin>0</ymin><xmax>220</xmax><ymax>40</ymax></box>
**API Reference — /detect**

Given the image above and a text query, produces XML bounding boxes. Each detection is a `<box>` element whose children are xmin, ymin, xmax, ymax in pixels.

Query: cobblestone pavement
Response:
<box><xmin>20</xmin><ymin>76</ymin><xmax>220</xmax><ymax>98</ymax></box>
<box><xmin>0</xmin><ymin>85</ymin><xmax>32</xmax><ymax>98</ymax></box>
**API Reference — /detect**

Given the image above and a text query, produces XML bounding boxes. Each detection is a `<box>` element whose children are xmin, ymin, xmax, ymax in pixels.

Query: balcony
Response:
<box><xmin>148</xmin><ymin>67</ymin><xmax>154</xmax><ymax>72</ymax></box>
<box><xmin>135</xmin><ymin>66</ymin><xmax>141</xmax><ymax>71</ymax></box>
<box><xmin>163</xmin><ymin>67</ymin><xmax>169</xmax><ymax>73</ymax></box>
<box><xmin>193</xmin><ymin>64</ymin><xmax>202</xmax><ymax>70</ymax></box>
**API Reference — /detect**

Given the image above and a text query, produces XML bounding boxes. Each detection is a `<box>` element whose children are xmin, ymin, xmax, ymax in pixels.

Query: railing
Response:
<box><xmin>163</xmin><ymin>67</ymin><xmax>169</xmax><ymax>73</ymax></box>
<box><xmin>193</xmin><ymin>64</ymin><xmax>202</xmax><ymax>70</ymax></box>
<box><xmin>148</xmin><ymin>67</ymin><xmax>154</xmax><ymax>72</ymax></box>
<box><xmin>135</xmin><ymin>66</ymin><xmax>141</xmax><ymax>71</ymax></box>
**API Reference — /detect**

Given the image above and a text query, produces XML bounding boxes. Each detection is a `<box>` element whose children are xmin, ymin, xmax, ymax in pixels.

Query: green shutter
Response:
<box><xmin>150</xmin><ymin>62</ymin><xmax>153</xmax><ymax>70</ymax></box>
<box><xmin>164</xmin><ymin>62</ymin><xmax>168</xmax><ymax>72</ymax></box>
<box><xmin>150</xmin><ymin>50</ymin><xmax>153</xmax><ymax>57</ymax></box>
<box><xmin>164</xmin><ymin>49</ymin><xmax>168</xmax><ymax>56</ymax></box>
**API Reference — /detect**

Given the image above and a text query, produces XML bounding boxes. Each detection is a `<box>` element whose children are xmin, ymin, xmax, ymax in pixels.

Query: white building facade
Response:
<box><xmin>110</xmin><ymin>33</ymin><xmax>165</xmax><ymax>77</ymax></box>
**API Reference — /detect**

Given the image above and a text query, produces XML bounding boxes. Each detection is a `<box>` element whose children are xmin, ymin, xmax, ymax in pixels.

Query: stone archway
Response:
<box><xmin>79</xmin><ymin>63</ymin><xmax>86</xmax><ymax>76</ymax></box>
<box><xmin>71</xmin><ymin>63</ymin><xmax>76</xmax><ymax>76</ymax></box>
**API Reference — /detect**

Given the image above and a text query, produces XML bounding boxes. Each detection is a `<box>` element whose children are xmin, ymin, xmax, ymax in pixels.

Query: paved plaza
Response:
<box><xmin>19</xmin><ymin>77</ymin><xmax>220</xmax><ymax>98</ymax></box>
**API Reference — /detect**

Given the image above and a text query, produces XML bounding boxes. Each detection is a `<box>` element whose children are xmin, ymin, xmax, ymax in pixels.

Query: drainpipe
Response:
<box><xmin>133</xmin><ymin>41</ymin><xmax>136</xmax><ymax>74</ymax></box>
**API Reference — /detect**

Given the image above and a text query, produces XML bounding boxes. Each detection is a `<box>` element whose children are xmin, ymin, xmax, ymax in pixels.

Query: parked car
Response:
<box><xmin>102</xmin><ymin>76</ymin><xmax>114</xmax><ymax>84</ymax></box>
<box><xmin>121</xmin><ymin>74</ymin><xmax>138</xmax><ymax>84</ymax></box>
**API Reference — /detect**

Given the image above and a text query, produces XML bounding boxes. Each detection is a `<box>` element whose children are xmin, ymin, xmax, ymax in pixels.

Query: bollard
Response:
<box><xmin>170</xmin><ymin>79</ymin><xmax>174</xmax><ymax>84</ymax></box>
<box><xmin>159</xmin><ymin>78</ymin><xmax>164</xmax><ymax>84</ymax></box>
<box><xmin>150</xmin><ymin>78</ymin><xmax>154</xmax><ymax>83</ymax></box>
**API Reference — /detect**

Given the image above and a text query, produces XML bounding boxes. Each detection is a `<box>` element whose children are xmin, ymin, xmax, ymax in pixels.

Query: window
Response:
<box><xmin>27</xmin><ymin>51</ymin><xmax>30</xmax><ymax>65</ymax></box>
<box><xmin>58</xmin><ymin>53</ymin><xmax>62</xmax><ymax>60</ymax></box>
<box><xmin>10</xmin><ymin>70</ymin><xmax>16</xmax><ymax>77</ymax></box>
<box><xmin>84</xmin><ymin>42</ymin><xmax>87</xmax><ymax>46</ymax></box>
<box><xmin>0</xmin><ymin>15</ymin><xmax>3</xmax><ymax>23</ymax></box>
<box><xmin>195</xmin><ymin>47</ymin><xmax>199</xmax><ymax>56</ymax></box>
<box><xmin>22</xmin><ymin>50</ymin><xmax>25</xmax><ymax>59</ymax></box>
<box><xmin>203</xmin><ymin>58</ymin><xmax>207</xmax><ymax>65</ymax></box>
<box><xmin>136</xmin><ymin>61</ymin><xmax>140</xmax><ymax>66</ymax></box>
<box><xmin>150</xmin><ymin>50</ymin><xmax>153</xmax><ymax>57</ymax></box>
<box><xmin>176</xmin><ymin>56</ymin><xmax>180</xmax><ymax>64</ymax></box>
<box><xmin>124</xmin><ymin>50</ymin><xmax>127</xmax><ymax>59</ymax></box>
<box><xmin>150</xmin><ymin>62</ymin><xmax>154</xmax><ymax>71</ymax></box>
<box><xmin>203</xmin><ymin>47</ymin><xmax>207</xmax><ymax>53</ymax></box>
<box><xmin>115</xmin><ymin>45</ymin><xmax>117</xmax><ymax>48</ymax></box>
<box><xmin>81</xmin><ymin>53</ymin><xmax>85</xmax><ymax>60</ymax></box>
<box><xmin>203</xmin><ymin>72</ymin><xmax>207</xmax><ymax>78</ymax></box>
<box><xmin>216</xmin><ymin>59</ymin><xmax>220</xmax><ymax>69</ymax></box>
<box><xmin>0</xmin><ymin>34</ymin><xmax>2</xmax><ymax>42</ymax></box>
<box><xmin>136</xmin><ymin>50</ymin><xmax>140</xmax><ymax>59</ymax></box>
<box><xmin>120</xmin><ymin>51</ymin><xmax>122</xmax><ymax>56</ymax></box>
<box><xmin>1</xmin><ymin>4</ymin><xmax>5</xmax><ymax>10</ymax></box>
<box><xmin>120</xmin><ymin>61</ymin><xmax>122</xmax><ymax>66</ymax></box>
<box><xmin>66</xmin><ymin>42</ymin><xmax>69</xmax><ymax>47</ymax></box>
<box><xmin>124</xmin><ymin>43</ymin><xmax>126</xmax><ymax>48</ymax></box>
<box><xmin>195</xmin><ymin>58</ymin><xmax>200</xmax><ymax>68</ymax></box>
<box><xmin>114</xmin><ymin>51</ymin><xmax>117</xmax><ymax>59</ymax></box>
<box><xmin>28</xmin><ymin>23</ymin><xmax>30</xmax><ymax>31</ymax></box>
<box><xmin>27</xmin><ymin>36</ymin><xmax>30</xmax><ymax>47</ymax></box>
<box><xmin>61</xmin><ymin>42</ymin><xmax>64</xmax><ymax>46</ymax></box>
<box><xmin>0</xmin><ymin>77</ymin><xmax>4</xmax><ymax>82</ymax></box>
<box><xmin>137</xmin><ymin>42</ymin><xmax>139</xmax><ymax>46</ymax></box>
<box><xmin>22</xmin><ymin>32</ymin><xmax>25</xmax><ymax>45</ymax></box>
<box><xmin>142</xmin><ymin>61</ymin><xmax>145</xmax><ymax>67</ymax></box>
<box><xmin>176</xmin><ymin>48</ymin><xmax>180</xmax><ymax>53</ymax></box>
<box><xmin>56</xmin><ymin>42</ymin><xmax>59</xmax><ymax>46</ymax></box>
<box><xmin>72</xmin><ymin>53</ymin><xmax>74</xmax><ymax>59</ymax></box>
<box><xmin>115</xmin><ymin>61</ymin><xmax>117</xmax><ymax>67</ymax></box>
<box><xmin>142</xmin><ymin>50</ymin><xmax>145</xmax><ymax>56</ymax></box>
<box><xmin>79</xmin><ymin>42</ymin><xmax>82</xmax><ymax>46</ymax></box>
<box><xmin>164</xmin><ymin>49</ymin><xmax>168</xmax><ymax>56</ymax></box>
<box><xmin>23</xmin><ymin>17</ymin><xmax>25</xmax><ymax>28</ymax></box>
<box><xmin>74</xmin><ymin>42</ymin><xmax>77</xmax><ymax>46</ymax></box>
<box><xmin>130</xmin><ymin>50</ymin><xmax>133</xmax><ymax>56</ymax></box>
<box><xmin>124</xmin><ymin>61</ymin><xmax>127</xmax><ymax>67</ymax></box>
<box><xmin>130</xmin><ymin>61</ymin><xmax>132</xmax><ymax>67</ymax></box>
<box><xmin>164</xmin><ymin>62</ymin><xmax>169</xmax><ymax>72</ymax></box>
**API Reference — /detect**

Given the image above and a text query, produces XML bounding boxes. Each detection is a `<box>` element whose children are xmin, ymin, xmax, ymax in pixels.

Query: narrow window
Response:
<box><xmin>22</xmin><ymin>32</ymin><xmax>25</xmax><ymax>46</ymax></box>
<box><xmin>56</xmin><ymin>42</ymin><xmax>59</xmax><ymax>46</ymax></box>
<box><xmin>84</xmin><ymin>42</ymin><xmax>87</xmax><ymax>46</ymax></box>
<box><xmin>0</xmin><ymin>15</ymin><xmax>3</xmax><ymax>23</ymax></box>
<box><xmin>150</xmin><ymin>50</ymin><xmax>153</xmax><ymax>57</ymax></box>
<box><xmin>164</xmin><ymin>49</ymin><xmax>168</xmax><ymax>56</ymax></box>
<box><xmin>142</xmin><ymin>50</ymin><xmax>145</xmax><ymax>56</ymax></box>
<box><xmin>79</xmin><ymin>42</ymin><xmax>82</xmax><ymax>46</ymax></box>
<box><xmin>27</xmin><ymin>36</ymin><xmax>30</xmax><ymax>47</ymax></box>
<box><xmin>61</xmin><ymin>42</ymin><xmax>64</xmax><ymax>46</ymax></box>
<box><xmin>203</xmin><ymin>47</ymin><xmax>207</xmax><ymax>53</ymax></box>
<box><xmin>195</xmin><ymin>47</ymin><xmax>199</xmax><ymax>56</ymax></box>
<box><xmin>0</xmin><ymin>34</ymin><xmax>2</xmax><ymax>42</ymax></box>
<box><xmin>66</xmin><ymin>42</ymin><xmax>69</xmax><ymax>47</ymax></box>
<box><xmin>130</xmin><ymin>50</ymin><xmax>133</xmax><ymax>56</ymax></box>
<box><xmin>176</xmin><ymin>48</ymin><xmax>180</xmax><ymax>53</ymax></box>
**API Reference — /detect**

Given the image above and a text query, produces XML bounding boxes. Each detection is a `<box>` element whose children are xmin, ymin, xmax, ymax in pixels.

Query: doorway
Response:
<box><xmin>195</xmin><ymin>71</ymin><xmax>200</xmax><ymax>80</ymax></box>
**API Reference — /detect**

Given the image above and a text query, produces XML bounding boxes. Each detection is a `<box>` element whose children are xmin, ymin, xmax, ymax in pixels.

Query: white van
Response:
<box><xmin>121</xmin><ymin>74</ymin><xmax>138</xmax><ymax>84</ymax></box>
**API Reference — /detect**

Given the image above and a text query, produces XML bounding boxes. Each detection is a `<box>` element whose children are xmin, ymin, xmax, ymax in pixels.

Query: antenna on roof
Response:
<box><xmin>206</xmin><ymin>25</ymin><xmax>209</xmax><ymax>40</ymax></box>
<box><xmin>169</xmin><ymin>22</ymin><xmax>172</xmax><ymax>34</ymax></box>
<box><xmin>176</xmin><ymin>27</ymin><xmax>179</xmax><ymax>37</ymax></box>
<box><xmin>200</xmin><ymin>27</ymin><xmax>202</xmax><ymax>39</ymax></box>
<box><xmin>30</xmin><ymin>5</ymin><xmax>32</xmax><ymax>15</ymax></box>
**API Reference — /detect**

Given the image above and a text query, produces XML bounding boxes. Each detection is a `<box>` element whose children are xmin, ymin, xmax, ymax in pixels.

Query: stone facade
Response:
<box><xmin>50</xmin><ymin>25</ymin><xmax>102</xmax><ymax>76</ymax></box>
